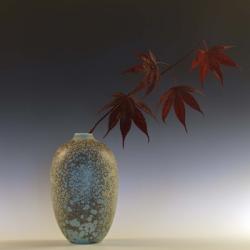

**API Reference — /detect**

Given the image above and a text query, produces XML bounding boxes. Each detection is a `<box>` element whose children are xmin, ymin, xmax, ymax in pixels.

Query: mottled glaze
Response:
<box><xmin>50</xmin><ymin>133</ymin><xmax>118</xmax><ymax>244</ymax></box>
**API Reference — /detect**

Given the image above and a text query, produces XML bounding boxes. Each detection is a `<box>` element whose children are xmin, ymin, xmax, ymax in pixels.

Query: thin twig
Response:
<box><xmin>160</xmin><ymin>44</ymin><xmax>199</xmax><ymax>76</ymax></box>
<box><xmin>89</xmin><ymin>109</ymin><xmax>113</xmax><ymax>133</ymax></box>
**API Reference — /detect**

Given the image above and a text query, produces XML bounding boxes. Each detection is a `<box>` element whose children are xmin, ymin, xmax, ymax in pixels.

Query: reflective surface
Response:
<box><xmin>1</xmin><ymin>239</ymin><xmax>250</xmax><ymax>250</ymax></box>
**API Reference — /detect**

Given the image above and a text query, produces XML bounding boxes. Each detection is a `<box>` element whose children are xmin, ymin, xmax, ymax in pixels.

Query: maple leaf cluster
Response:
<box><xmin>89</xmin><ymin>41</ymin><xmax>238</xmax><ymax>147</ymax></box>
<box><xmin>160</xmin><ymin>86</ymin><xmax>203</xmax><ymax>132</ymax></box>
<box><xmin>123</xmin><ymin>51</ymin><xmax>161</xmax><ymax>95</ymax></box>
<box><xmin>100</xmin><ymin>92</ymin><xmax>155</xmax><ymax>147</ymax></box>
<box><xmin>191</xmin><ymin>44</ymin><xmax>238</xmax><ymax>86</ymax></box>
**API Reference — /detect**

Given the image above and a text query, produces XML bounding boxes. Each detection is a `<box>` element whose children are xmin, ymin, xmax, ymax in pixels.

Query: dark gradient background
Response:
<box><xmin>0</xmin><ymin>0</ymin><xmax>250</xmax><ymax>240</ymax></box>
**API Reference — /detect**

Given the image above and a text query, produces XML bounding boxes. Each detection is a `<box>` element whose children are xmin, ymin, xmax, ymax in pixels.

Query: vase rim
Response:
<box><xmin>73</xmin><ymin>133</ymin><xmax>95</xmax><ymax>140</ymax></box>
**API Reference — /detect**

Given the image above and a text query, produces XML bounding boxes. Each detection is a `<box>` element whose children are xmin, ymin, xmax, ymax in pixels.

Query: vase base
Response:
<box><xmin>69</xmin><ymin>239</ymin><xmax>102</xmax><ymax>245</ymax></box>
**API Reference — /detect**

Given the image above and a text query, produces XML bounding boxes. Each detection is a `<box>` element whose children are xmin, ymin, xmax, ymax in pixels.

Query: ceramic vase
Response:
<box><xmin>50</xmin><ymin>133</ymin><xmax>118</xmax><ymax>244</ymax></box>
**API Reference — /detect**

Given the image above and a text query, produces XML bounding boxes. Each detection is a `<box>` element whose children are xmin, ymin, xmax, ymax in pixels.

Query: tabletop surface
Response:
<box><xmin>1</xmin><ymin>239</ymin><xmax>250</xmax><ymax>250</ymax></box>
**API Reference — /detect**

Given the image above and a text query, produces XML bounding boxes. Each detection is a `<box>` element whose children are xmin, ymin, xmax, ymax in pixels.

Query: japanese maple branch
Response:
<box><xmin>89</xmin><ymin>42</ymin><xmax>201</xmax><ymax>133</ymax></box>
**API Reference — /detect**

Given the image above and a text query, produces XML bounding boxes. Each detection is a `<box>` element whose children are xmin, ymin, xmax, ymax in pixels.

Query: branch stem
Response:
<box><xmin>160</xmin><ymin>44</ymin><xmax>199</xmax><ymax>76</ymax></box>
<box><xmin>88</xmin><ymin>109</ymin><xmax>113</xmax><ymax>133</ymax></box>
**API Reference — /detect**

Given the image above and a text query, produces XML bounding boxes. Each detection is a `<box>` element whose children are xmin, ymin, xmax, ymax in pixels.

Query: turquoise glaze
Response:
<box><xmin>50</xmin><ymin>133</ymin><xmax>118</xmax><ymax>244</ymax></box>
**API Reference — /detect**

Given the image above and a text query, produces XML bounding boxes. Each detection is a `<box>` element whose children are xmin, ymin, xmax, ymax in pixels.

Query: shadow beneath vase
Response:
<box><xmin>1</xmin><ymin>239</ymin><xmax>169</xmax><ymax>249</ymax></box>
<box><xmin>0</xmin><ymin>239</ymin><xmax>169</xmax><ymax>250</ymax></box>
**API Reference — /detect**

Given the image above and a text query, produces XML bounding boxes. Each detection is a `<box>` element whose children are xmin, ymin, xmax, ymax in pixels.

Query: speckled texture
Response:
<box><xmin>50</xmin><ymin>133</ymin><xmax>118</xmax><ymax>244</ymax></box>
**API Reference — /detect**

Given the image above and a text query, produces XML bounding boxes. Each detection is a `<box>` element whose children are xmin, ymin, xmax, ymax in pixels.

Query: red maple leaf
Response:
<box><xmin>123</xmin><ymin>50</ymin><xmax>161</xmax><ymax>95</ymax></box>
<box><xmin>191</xmin><ymin>43</ymin><xmax>238</xmax><ymax>86</ymax></box>
<box><xmin>160</xmin><ymin>85</ymin><xmax>203</xmax><ymax>132</ymax></box>
<box><xmin>100</xmin><ymin>93</ymin><xmax>155</xmax><ymax>147</ymax></box>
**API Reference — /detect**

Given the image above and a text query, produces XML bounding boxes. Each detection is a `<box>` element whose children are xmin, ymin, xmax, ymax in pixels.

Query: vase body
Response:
<box><xmin>50</xmin><ymin>133</ymin><xmax>118</xmax><ymax>244</ymax></box>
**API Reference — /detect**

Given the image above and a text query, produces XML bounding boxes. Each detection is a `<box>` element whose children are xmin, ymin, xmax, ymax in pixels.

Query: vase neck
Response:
<box><xmin>72</xmin><ymin>133</ymin><xmax>95</xmax><ymax>141</ymax></box>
